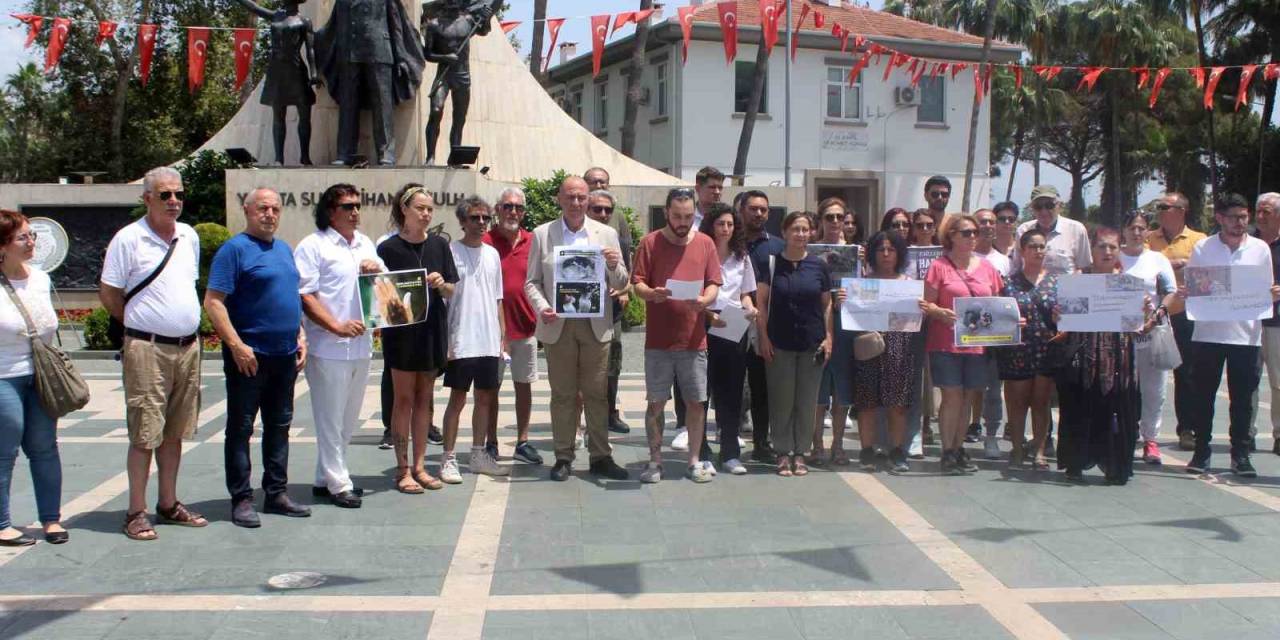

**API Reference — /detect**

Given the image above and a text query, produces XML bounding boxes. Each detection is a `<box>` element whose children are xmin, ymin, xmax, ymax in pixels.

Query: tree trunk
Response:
<box><xmin>732</xmin><ymin>39</ymin><xmax>770</xmax><ymax>185</ymax></box>
<box><xmin>1257</xmin><ymin>72</ymin><xmax>1276</xmax><ymax>198</ymax></box>
<box><xmin>620</xmin><ymin>0</ymin><xmax>654</xmax><ymax>158</ymax></box>
<box><xmin>1191</xmin><ymin>1</ymin><xmax>1217</xmax><ymax>202</ymax></box>
<box><xmin>1069</xmin><ymin>170</ymin><xmax>1086</xmax><ymax>218</ymax></box>
<box><xmin>1109</xmin><ymin>82</ymin><xmax>1122</xmax><ymax>226</ymax></box>
<box><xmin>960</xmin><ymin>0</ymin><xmax>998</xmax><ymax>212</ymax></box>
<box><xmin>1005</xmin><ymin>119</ymin><xmax>1024</xmax><ymax>202</ymax></box>
<box><xmin>529</xmin><ymin>0</ymin><xmax>547</xmax><ymax>81</ymax></box>
<box><xmin>84</xmin><ymin>0</ymin><xmax>152</xmax><ymax>181</ymax></box>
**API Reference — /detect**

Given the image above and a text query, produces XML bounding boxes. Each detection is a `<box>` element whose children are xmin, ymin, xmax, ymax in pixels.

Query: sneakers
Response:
<box><xmin>1231</xmin><ymin>455</ymin><xmax>1258</xmax><ymax>478</ymax></box>
<box><xmin>575</xmin><ymin>430</ymin><xmax>585</xmax><ymax>450</ymax></box>
<box><xmin>723</xmin><ymin>458</ymin><xmax>748</xmax><ymax>475</ymax></box>
<box><xmin>939</xmin><ymin>450</ymin><xmax>960</xmax><ymax>475</ymax></box>
<box><xmin>470</xmin><ymin>447</ymin><xmax>510</xmax><ymax>476</ymax></box>
<box><xmin>686</xmin><ymin>463</ymin><xmax>714</xmax><ymax>483</ymax></box>
<box><xmin>485</xmin><ymin>441</ymin><xmax>499</xmax><ymax>461</ymax></box>
<box><xmin>1185</xmin><ymin>450</ymin><xmax>1209</xmax><ymax>474</ymax></box>
<box><xmin>858</xmin><ymin>447</ymin><xmax>876</xmax><ymax>471</ymax></box>
<box><xmin>908</xmin><ymin>435</ymin><xmax>924</xmax><ymax>459</ymax></box>
<box><xmin>701</xmin><ymin>460</ymin><xmax>718</xmax><ymax>476</ymax></box>
<box><xmin>588</xmin><ymin>457</ymin><xmax>629</xmax><ymax>480</ymax></box>
<box><xmin>440</xmin><ymin>456</ymin><xmax>463</xmax><ymax>484</ymax></box>
<box><xmin>965</xmin><ymin>422</ymin><xmax>982</xmax><ymax>443</ymax></box>
<box><xmin>983</xmin><ymin>435</ymin><xmax>1001</xmax><ymax>460</ymax></box>
<box><xmin>1142</xmin><ymin>440</ymin><xmax>1162</xmax><ymax>465</ymax></box>
<box><xmin>956</xmin><ymin>449</ymin><xmax>978</xmax><ymax>473</ymax></box>
<box><xmin>888</xmin><ymin>447</ymin><xmax>910</xmax><ymax>475</ymax></box>
<box><xmin>672</xmin><ymin>428</ymin><xmax>690</xmax><ymax>451</ymax></box>
<box><xmin>513</xmin><ymin>441</ymin><xmax>544</xmax><ymax>465</ymax></box>
<box><xmin>640</xmin><ymin>462</ymin><xmax>663</xmax><ymax>483</ymax></box>
<box><xmin>428</xmin><ymin>425</ymin><xmax>444</xmax><ymax>445</ymax></box>
<box><xmin>1178</xmin><ymin>430</ymin><xmax>1196</xmax><ymax>451</ymax></box>
<box><xmin>378</xmin><ymin>432</ymin><xmax>393</xmax><ymax>450</ymax></box>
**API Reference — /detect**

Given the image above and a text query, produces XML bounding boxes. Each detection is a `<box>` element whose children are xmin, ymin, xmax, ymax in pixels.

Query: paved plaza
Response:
<box><xmin>4</xmin><ymin>341</ymin><xmax>1280</xmax><ymax>639</ymax></box>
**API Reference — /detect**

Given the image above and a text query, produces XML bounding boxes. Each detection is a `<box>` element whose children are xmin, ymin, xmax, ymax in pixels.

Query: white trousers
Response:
<box><xmin>1135</xmin><ymin>351</ymin><xmax>1167</xmax><ymax>442</ymax></box>
<box><xmin>1263</xmin><ymin>326</ymin><xmax>1280</xmax><ymax>439</ymax></box>
<box><xmin>306</xmin><ymin>356</ymin><xmax>371</xmax><ymax>494</ymax></box>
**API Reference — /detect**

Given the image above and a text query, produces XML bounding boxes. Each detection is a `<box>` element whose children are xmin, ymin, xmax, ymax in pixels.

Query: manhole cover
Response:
<box><xmin>267</xmin><ymin>571</ymin><xmax>327</xmax><ymax>590</ymax></box>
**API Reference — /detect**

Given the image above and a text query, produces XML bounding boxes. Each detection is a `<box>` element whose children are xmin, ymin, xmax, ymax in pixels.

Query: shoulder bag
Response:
<box><xmin>0</xmin><ymin>273</ymin><xmax>90</xmax><ymax>418</ymax></box>
<box><xmin>107</xmin><ymin>237</ymin><xmax>179</xmax><ymax>350</ymax></box>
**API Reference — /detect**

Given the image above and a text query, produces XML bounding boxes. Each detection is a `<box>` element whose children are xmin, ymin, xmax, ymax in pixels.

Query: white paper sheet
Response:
<box><xmin>1185</xmin><ymin>264</ymin><xmax>1275</xmax><ymax>322</ymax></box>
<box><xmin>839</xmin><ymin>278</ymin><xmax>924</xmax><ymax>332</ymax></box>
<box><xmin>665</xmin><ymin>279</ymin><xmax>703</xmax><ymax>301</ymax></box>
<box><xmin>1057</xmin><ymin>273</ymin><xmax>1147</xmax><ymax>332</ymax></box>
<box><xmin>709</xmin><ymin>302</ymin><xmax>752</xmax><ymax>342</ymax></box>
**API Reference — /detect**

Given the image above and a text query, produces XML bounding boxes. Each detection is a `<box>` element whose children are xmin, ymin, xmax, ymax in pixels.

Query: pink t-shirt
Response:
<box><xmin>924</xmin><ymin>255</ymin><xmax>1004</xmax><ymax>354</ymax></box>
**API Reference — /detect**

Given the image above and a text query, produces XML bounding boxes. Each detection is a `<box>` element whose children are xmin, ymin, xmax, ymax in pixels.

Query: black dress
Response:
<box><xmin>1054</xmin><ymin>331</ymin><xmax>1139</xmax><ymax>484</ymax></box>
<box><xmin>377</xmin><ymin>234</ymin><xmax>458</xmax><ymax>373</ymax></box>
<box><xmin>259</xmin><ymin>14</ymin><xmax>317</xmax><ymax>107</ymax></box>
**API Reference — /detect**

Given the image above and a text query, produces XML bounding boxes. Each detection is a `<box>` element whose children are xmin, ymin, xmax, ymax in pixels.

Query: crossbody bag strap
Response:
<box><xmin>943</xmin><ymin>255</ymin><xmax>981</xmax><ymax>297</ymax></box>
<box><xmin>124</xmin><ymin>237</ymin><xmax>180</xmax><ymax>304</ymax></box>
<box><xmin>0</xmin><ymin>273</ymin><xmax>40</xmax><ymax>348</ymax></box>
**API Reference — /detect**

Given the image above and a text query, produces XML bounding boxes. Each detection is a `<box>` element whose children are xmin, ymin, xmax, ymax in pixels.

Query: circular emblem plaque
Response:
<box><xmin>27</xmin><ymin>217</ymin><xmax>70</xmax><ymax>273</ymax></box>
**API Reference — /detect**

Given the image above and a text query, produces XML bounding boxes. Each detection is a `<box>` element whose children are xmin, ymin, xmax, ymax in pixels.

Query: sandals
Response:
<box><xmin>831</xmin><ymin>449</ymin><xmax>851</xmax><ymax>466</ymax></box>
<box><xmin>1032</xmin><ymin>455</ymin><xmax>1050</xmax><ymax>471</ymax></box>
<box><xmin>776</xmin><ymin>455</ymin><xmax>793</xmax><ymax>477</ymax></box>
<box><xmin>396</xmin><ymin>467</ymin><xmax>425</xmax><ymax>494</ymax></box>
<box><xmin>793</xmin><ymin>456</ymin><xmax>810</xmax><ymax>476</ymax></box>
<box><xmin>123</xmin><ymin>510</ymin><xmax>157</xmax><ymax>541</ymax></box>
<box><xmin>412</xmin><ymin>468</ymin><xmax>444</xmax><ymax>491</ymax></box>
<box><xmin>155</xmin><ymin>501</ymin><xmax>208</xmax><ymax>528</ymax></box>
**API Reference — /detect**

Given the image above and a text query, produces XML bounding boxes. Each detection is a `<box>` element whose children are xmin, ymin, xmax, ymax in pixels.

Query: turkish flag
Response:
<box><xmin>138</xmin><ymin>24</ymin><xmax>159</xmax><ymax>85</ymax></box>
<box><xmin>846</xmin><ymin>51</ymin><xmax>871</xmax><ymax>87</ymax></box>
<box><xmin>1149</xmin><ymin>67</ymin><xmax>1172</xmax><ymax>109</ymax></box>
<box><xmin>1204</xmin><ymin>66</ymin><xmax>1225</xmax><ymax>110</ymax></box>
<box><xmin>677</xmin><ymin>6</ymin><xmax>695</xmax><ymax>64</ymax></box>
<box><xmin>1009</xmin><ymin>64</ymin><xmax>1023</xmax><ymax>91</ymax></box>
<box><xmin>951</xmin><ymin>62</ymin><xmax>968</xmax><ymax>79</ymax></box>
<box><xmin>634</xmin><ymin>8</ymin><xmax>655</xmax><ymax>24</ymax></box>
<box><xmin>791</xmin><ymin>3</ymin><xmax>810</xmax><ymax>61</ymax></box>
<box><xmin>1236</xmin><ymin>64</ymin><xmax>1258</xmax><ymax>111</ymax></box>
<box><xmin>500</xmin><ymin>20</ymin><xmax>519</xmax><ymax>34</ymax></box>
<box><xmin>612</xmin><ymin>11</ymin><xmax>636</xmax><ymax>37</ymax></box>
<box><xmin>910</xmin><ymin>59</ymin><xmax>927</xmax><ymax>87</ymax></box>
<box><xmin>232</xmin><ymin>28</ymin><xmax>256</xmax><ymax>92</ymax></box>
<box><xmin>1188</xmin><ymin>67</ymin><xmax>1205</xmax><ymax>88</ymax></box>
<box><xmin>44</xmin><ymin>18</ymin><xmax>71</xmax><ymax>74</ymax></box>
<box><xmin>13</xmin><ymin>14</ymin><xmax>42</xmax><ymax>48</ymax></box>
<box><xmin>813</xmin><ymin>11</ymin><xmax>824</xmax><ymax>29</ymax></box>
<box><xmin>96</xmin><ymin>21</ymin><xmax>118</xmax><ymax>47</ymax></box>
<box><xmin>717</xmin><ymin>2</ymin><xmax>738</xmax><ymax>64</ymax></box>
<box><xmin>1131</xmin><ymin>66</ymin><xmax>1150</xmax><ymax>89</ymax></box>
<box><xmin>1032</xmin><ymin>65</ymin><xmax>1062</xmax><ymax>82</ymax></box>
<box><xmin>760</xmin><ymin>0</ymin><xmax>782</xmax><ymax>55</ymax></box>
<box><xmin>883</xmin><ymin>52</ymin><xmax>909</xmax><ymax>82</ymax></box>
<box><xmin>541</xmin><ymin>18</ymin><xmax>565</xmax><ymax>74</ymax></box>
<box><xmin>590</xmin><ymin>14</ymin><xmax>609</xmax><ymax>78</ymax></box>
<box><xmin>187</xmin><ymin>27</ymin><xmax>211</xmax><ymax>94</ymax></box>
<box><xmin>1076</xmin><ymin>66</ymin><xmax>1105</xmax><ymax>92</ymax></box>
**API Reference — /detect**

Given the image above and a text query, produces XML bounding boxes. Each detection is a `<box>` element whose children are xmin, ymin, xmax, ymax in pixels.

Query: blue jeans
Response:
<box><xmin>223</xmin><ymin>349</ymin><xmax>298</xmax><ymax>502</ymax></box>
<box><xmin>0</xmin><ymin>375</ymin><xmax>61</xmax><ymax>528</ymax></box>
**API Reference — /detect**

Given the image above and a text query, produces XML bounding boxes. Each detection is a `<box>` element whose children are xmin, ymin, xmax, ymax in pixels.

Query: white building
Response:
<box><xmin>546</xmin><ymin>0</ymin><xmax>1023</xmax><ymax>228</ymax></box>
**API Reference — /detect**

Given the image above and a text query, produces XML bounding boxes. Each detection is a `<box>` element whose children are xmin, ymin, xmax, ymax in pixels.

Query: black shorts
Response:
<box><xmin>444</xmin><ymin>357</ymin><xmax>500</xmax><ymax>391</ymax></box>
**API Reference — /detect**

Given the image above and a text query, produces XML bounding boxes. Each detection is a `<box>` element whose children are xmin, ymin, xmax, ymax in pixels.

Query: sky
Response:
<box><xmin>0</xmin><ymin>0</ymin><xmax>1158</xmax><ymax>205</ymax></box>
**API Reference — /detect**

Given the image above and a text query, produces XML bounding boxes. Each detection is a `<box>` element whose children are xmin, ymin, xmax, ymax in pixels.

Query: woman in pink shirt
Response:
<box><xmin>920</xmin><ymin>215</ymin><xmax>1007</xmax><ymax>475</ymax></box>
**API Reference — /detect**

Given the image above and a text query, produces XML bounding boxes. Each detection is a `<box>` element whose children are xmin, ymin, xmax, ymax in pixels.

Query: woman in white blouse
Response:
<box><xmin>0</xmin><ymin>210</ymin><xmax>65</xmax><ymax>546</ymax></box>
<box><xmin>1119</xmin><ymin>211</ymin><xmax>1177</xmax><ymax>465</ymax></box>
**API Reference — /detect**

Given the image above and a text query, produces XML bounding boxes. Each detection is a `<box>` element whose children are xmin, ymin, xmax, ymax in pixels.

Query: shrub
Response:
<box><xmin>82</xmin><ymin>307</ymin><xmax>113</xmax><ymax>350</ymax></box>
<box><xmin>519</xmin><ymin>170</ymin><xmax>570</xmax><ymax>232</ymax></box>
<box><xmin>194</xmin><ymin>222</ymin><xmax>231</xmax><ymax>295</ymax></box>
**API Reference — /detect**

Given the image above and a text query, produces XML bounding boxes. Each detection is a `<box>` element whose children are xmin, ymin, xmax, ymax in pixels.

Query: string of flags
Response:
<box><xmin>10</xmin><ymin>0</ymin><xmax>1280</xmax><ymax>110</ymax></box>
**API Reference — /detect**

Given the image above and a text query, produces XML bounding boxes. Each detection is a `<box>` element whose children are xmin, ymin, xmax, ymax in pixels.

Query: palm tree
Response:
<box><xmin>1204</xmin><ymin>0</ymin><xmax>1280</xmax><ymax>197</ymax></box>
<box><xmin>1142</xmin><ymin>0</ymin><xmax>1217</xmax><ymax>199</ymax></box>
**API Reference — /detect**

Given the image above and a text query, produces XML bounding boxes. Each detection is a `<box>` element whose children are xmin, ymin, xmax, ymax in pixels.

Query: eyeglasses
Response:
<box><xmin>1220</xmin><ymin>213</ymin><xmax>1250</xmax><ymax>223</ymax></box>
<box><xmin>13</xmin><ymin>232</ymin><xmax>37</xmax><ymax>243</ymax></box>
<box><xmin>823</xmin><ymin>214</ymin><xmax>842</xmax><ymax>222</ymax></box>
<box><xmin>467</xmin><ymin>215</ymin><xmax>492</xmax><ymax>224</ymax></box>
<box><xmin>915</xmin><ymin>222</ymin><xmax>935</xmax><ymax>230</ymax></box>
<box><xmin>1155</xmin><ymin>203</ymin><xmax>1183</xmax><ymax>211</ymax></box>
<box><xmin>977</xmin><ymin>219</ymin><xmax>996</xmax><ymax>227</ymax></box>
<box><xmin>952</xmin><ymin>228</ymin><xmax>978</xmax><ymax>238</ymax></box>
<box><xmin>337</xmin><ymin>203</ymin><xmax>361</xmax><ymax>212</ymax></box>
<box><xmin>1032</xmin><ymin>201</ymin><xmax>1057</xmax><ymax>211</ymax></box>
<box><xmin>498</xmin><ymin>203</ymin><xmax>526</xmax><ymax>213</ymax></box>
<box><xmin>156</xmin><ymin>190</ymin><xmax>185</xmax><ymax>202</ymax></box>
<box><xmin>997</xmin><ymin>216</ymin><xmax>1018</xmax><ymax>224</ymax></box>
<box><xmin>589</xmin><ymin>206</ymin><xmax>614</xmax><ymax>214</ymax></box>
<box><xmin>890</xmin><ymin>222</ymin><xmax>911</xmax><ymax>230</ymax></box>
<box><xmin>928</xmin><ymin>191</ymin><xmax>950</xmax><ymax>199</ymax></box>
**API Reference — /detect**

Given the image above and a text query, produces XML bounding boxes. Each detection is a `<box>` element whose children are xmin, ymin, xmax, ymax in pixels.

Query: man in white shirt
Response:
<box><xmin>441</xmin><ymin>196</ymin><xmax>509</xmax><ymax>481</ymax></box>
<box><xmin>294</xmin><ymin>184</ymin><xmax>385</xmax><ymax>508</ymax></box>
<box><xmin>1255</xmin><ymin>193</ymin><xmax>1280</xmax><ymax>456</ymax></box>
<box><xmin>1180</xmin><ymin>194</ymin><xmax>1280</xmax><ymax>477</ymax></box>
<box><xmin>967</xmin><ymin>208</ymin><xmax>1007</xmax><ymax>457</ymax></box>
<box><xmin>1014</xmin><ymin>185</ymin><xmax>1092</xmax><ymax>276</ymax></box>
<box><xmin>100</xmin><ymin>166</ymin><xmax>207</xmax><ymax>541</ymax></box>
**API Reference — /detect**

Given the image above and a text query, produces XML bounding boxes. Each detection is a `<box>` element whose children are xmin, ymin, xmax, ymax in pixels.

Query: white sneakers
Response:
<box><xmin>672</xmin><ymin>427</ymin><xmax>689</xmax><ymax>451</ymax></box>
<box><xmin>686</xmin><ymin>463</ymin><xmax>714</xmax><ymax>483</ymax></box>
<box><xmin>983</xmin><ymin>435</ymin><xmax>1002</xmax><ymax>460</ymax></box>
<box><xmin>724</xmin><ymin>458</ymin><xmax>748</xmax><ymax>475</ymax></box>
<box><xmin>440</xmin><ymin>457</ymin><xmax>463</xmax><ymax>484</ymax></box>
<box><xmin>471</xmin><ymin>447</ymin><xmax>510</xmax><ymax>476</ymax></box>
<box><xmin>640</xmin><ymin>462</ymin><xmax>663</xmax><ymax>483</ymax></box>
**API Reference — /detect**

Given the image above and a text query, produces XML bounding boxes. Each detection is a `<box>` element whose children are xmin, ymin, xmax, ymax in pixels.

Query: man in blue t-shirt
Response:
<box><xmin>204</xmin><ymin>188</ymin><xmax>310</xmax><ymax>528</ymax></box>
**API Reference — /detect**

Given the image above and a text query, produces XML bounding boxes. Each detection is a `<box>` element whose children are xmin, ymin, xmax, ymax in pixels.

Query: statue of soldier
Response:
<box><xmin>421</xmin><ymin>0</ymin><xmax>500</xmax><ymax>166</ymax></box>
<box><xmin>315</xmin><ymin>0</ymin><xmax>425</xmax><ymax>165</ymax></box>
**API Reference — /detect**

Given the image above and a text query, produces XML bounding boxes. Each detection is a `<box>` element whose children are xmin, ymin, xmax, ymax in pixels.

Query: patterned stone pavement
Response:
<box><xmin>3</xmin><ymin>357</ymin><xmax>1280</xmax><ymax>639</ymax></box>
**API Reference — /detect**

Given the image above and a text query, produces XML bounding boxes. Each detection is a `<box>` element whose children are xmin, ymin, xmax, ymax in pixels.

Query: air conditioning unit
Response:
<box><xmin>895</xmin><ymin>86</ymin><xmax>920</xmax><ymax>106</ymax></box>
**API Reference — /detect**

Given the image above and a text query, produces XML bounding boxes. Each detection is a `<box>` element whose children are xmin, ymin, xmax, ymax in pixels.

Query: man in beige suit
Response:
<box><xmin>525</xmin><ymin>177</ymin><xmax>631</xmax><ymax>481</ymax></box>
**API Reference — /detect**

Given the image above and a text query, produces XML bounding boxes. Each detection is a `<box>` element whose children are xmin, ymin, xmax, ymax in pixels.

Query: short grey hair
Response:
<box><xmin>1257</xmin><ymin>192</ymin><xmax>1280</xmax><ymax>211</ymax></box>
<box><xmin>588</xmin><ymin>189</ymin><xmax>615</xmax><ymax>208</ymax></box>
<box><xmin>243</xmin><ymin>187</ymin><xmax>280</xmax><ymax>210</ymax></box>
<box><xmin>455</xmin><ymin>194</ymin><xmax>491</xmax><ymax>221</ymax></box>
<box><xmin>142</xmin><ymin>166</ymin><xmax>182</xmax><ymax>193</ymax></box>
<box><xmin>497</xmin><ymin>187</ymin><xmax>525</xmax><ymax>203</ymax></box>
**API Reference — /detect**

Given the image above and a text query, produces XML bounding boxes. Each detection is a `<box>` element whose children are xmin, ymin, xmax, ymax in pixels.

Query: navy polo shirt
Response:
<box><xmin>207</xmin><ymin>233</ymin><xmax>303</xmax><ymax>356</ymax></box>
<box><xmin>766</xmin><ymin>254</ymin><xmax>833</xmax><ymax>352</ymax></box>
<box><xmin>748</xmin><ymin>232</ymin><xmax>786</xmax><ymax>285</ymax></box>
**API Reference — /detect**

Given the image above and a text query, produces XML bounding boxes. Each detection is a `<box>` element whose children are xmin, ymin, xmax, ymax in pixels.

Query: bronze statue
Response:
<box><xmin>421</xmin><ymin>0</ymin><xmax>500</xmax><ymax>166</ymax></box>
<box><xmin>315</xmin><ymin>0</ymin><xmax>425</xmax><ymax>166</ymax></box>
<box><xmin>235</xmin><ymin>0</ymin><xmax>321</xmax><ymax>165</ymax></box>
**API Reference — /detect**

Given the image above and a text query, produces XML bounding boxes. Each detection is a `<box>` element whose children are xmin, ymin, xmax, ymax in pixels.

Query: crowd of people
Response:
<box><xmin>1</xmin><ymin>164</ymin><xmax>1278</xmax><ymax>546</ymax></box>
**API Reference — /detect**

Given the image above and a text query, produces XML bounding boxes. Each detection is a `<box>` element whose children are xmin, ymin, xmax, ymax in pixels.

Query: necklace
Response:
<box><xmin>399</xmin><ymin>233</ymin><xmax>428</xmax><ymax>270</ymax></box>
<box><xmin>456</xmin><ymin>241</ymin><xmax>482</xmax><ymax>275</ymax></box>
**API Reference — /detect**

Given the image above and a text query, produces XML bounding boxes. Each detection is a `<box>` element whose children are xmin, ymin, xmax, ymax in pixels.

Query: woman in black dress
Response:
<box><xmin>1054</xmin><ymin>226</ymin><xmax>1142</xmax><ymax>485</ymax></box>
<box><xmin>378</xmin><ymin>184</ymin><xmax>457</xmax><ymax>493</ymax></box>
<box><xmin>235</xmin><ymin>0</ymin><xmax>320</xmax><ymax>165</ymax></box>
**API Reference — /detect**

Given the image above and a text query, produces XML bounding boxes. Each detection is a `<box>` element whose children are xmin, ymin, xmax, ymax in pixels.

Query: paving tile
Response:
<box><xmin>1034</xmin><ymin>602</ymin><xmax>1176</xmax><ymax>640</ymax></box>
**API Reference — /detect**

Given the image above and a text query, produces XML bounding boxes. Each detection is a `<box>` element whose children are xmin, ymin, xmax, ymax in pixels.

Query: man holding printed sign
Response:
<box><xmin>1176</xmin><ymin>194</ymin><xmax>1280</xmax><ymax>477</ymax></box>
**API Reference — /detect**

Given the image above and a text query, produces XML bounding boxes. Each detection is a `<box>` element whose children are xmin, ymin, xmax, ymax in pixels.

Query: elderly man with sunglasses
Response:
<box><xmin>1013</xmin><ymin>185</ymin><xmax>1092</xmax><ymax>276</ymax></box>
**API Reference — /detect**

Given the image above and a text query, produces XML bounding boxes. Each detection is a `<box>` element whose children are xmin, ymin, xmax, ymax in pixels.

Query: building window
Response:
<box><xmin>654</xmin><ymin>61</ymin><xmax>668</xmax><ymax>117</ymax></box>
<box><xmin>568</xmin><ymin>84</ymin><xmax>584</xmax><ymax>123</ymax></box>
<box><xmin>594</xmin><ymin>81</ymin><xmax>608</xmax><ymax>131</ymax></box>
<box><xmin>825</xmin><ymin>66</ymin><xmax>861</xmax><ymax>121</ymax></box>
<box><xmin>918</xmin><ymin>76</ymin><xmax>945</xmax><ymax>124</ymax></box>
<box><xmin>734</xmin><ymin>60</ymin><xmax>767</xmax><ymax>114</ymax></box>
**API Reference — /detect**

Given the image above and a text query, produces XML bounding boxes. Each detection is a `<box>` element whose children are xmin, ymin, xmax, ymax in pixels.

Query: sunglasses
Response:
<box><xmin>890</xmin><ymin>222</ymin><xmax>911</xmax><ymax>230</ymax></box>
<box><xmin>952</xmin><ymin>228</ymin><xmax>978</xmax><ymax>238</ymax></box>
<box><xmin>997</xmin><ymin>216</ymin><xmax>1017</xmax><ymax>224</ymax></box>
<box><xmin>337</xmin><ymin>202</ymin><xmax>361</xmax><ymax>212</ymax></box>
<box><xmin>823</xmin><ymin>214</ymin><xmax>842</xmax><ymax>222</ymax></box>
<box><xmin>157</xmin><ymin>190</ymin><xmax>185</xmax><ymax>202</ymax></box>
<box><xmin>498</xmin><ymin>203</ymin><xmax>526</xmax><ymax>213</ymax></box>
<box><xmin>915</xmin><ymin>222</ymin><xmax>935</xmax><ymax>230</ymax></box>
<box><xmin>589</xmin><ymin>206</ymin><xmax>614</xmax><ymax>214</ymax></box>
<box><xmin>467</xmin><ymin>215</ymin><xmax>492</xmax><ymax>224</ymax></box>
<box><xmin>1155</xmin><ymin>203</ymin><xmax>1181</xmax><ymax>211</ymax></box>
<box><xmin>928</xmin><ymin>191</ymin><xmax>950</xmax><ymax>199</ymax></box>
<box><xmin>669</xmin><ymin>187</ymin><xmax>695</xmax><ymax>198</ymax></box>
<box><xmin>1032</xmin><ymin>201</ymin><xmax>1057</xmax><ymax>211</ymax></box>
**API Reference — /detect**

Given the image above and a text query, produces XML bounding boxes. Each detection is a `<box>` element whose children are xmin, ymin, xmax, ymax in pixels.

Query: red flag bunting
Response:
<box><xmin>1237</xmin><ymin>64</ymin><xmax>1259</xmax><ymax>110</ymax></box>
<box><xmin>717</xmin><ymin>2</ymin><xmax>738</xmax><ymax>64</ymax></box>
<box><xmin>1076</xmin><ymin>66</ymin><xmax>1105</xmax><ymax>92</ymax></box>
<box><xmin>137</xmin><ymin>23</ymin><xmax>158</xmax><ymax>85</ymax></box>
<box><xmin>854</xmin><ymin>35</ymin><xmax>865</xmax><ymax>51</ymax></box>
<box><xmin>14</xmin><ymin>14</ymin><xmax>42</xmax><ymax>48</ymax></box>
<box><xmin>1204</xmin><ymin>66</ymin><xmax>1225</xmax><ymax>110</ymax></box>
<box><xmin>761</xmin><ymin>0</ymin><xmax>782</xmax><ymax>55</ymax></box>
<box><xmin>883</xmin><ymin>52</ymin><xmax>909</xmax><ymax>82</ymax></box>
<box><xmin>634</xmin><ymin>8</ymin><xmax>655</xmax><ymax>23</ymax></box>
<box><xmin>499</xmin><ymin>20</ymin><xmax>519</xmax><ymax>34</ymax></box>
<box><xmin>911</xmin><ymin>60</ymin><xmax>927</xmax><ymax>87</ymax></box>
<box><xmin>95</xmin><ymin>21</ymin><xmax>118</xmax><ymax>47</ymax></box>
<box><xmin>611</xmin><ymin>11</ymin><xmax>634</xmax><ymax>37</ymax></box>
<box><xmin>868</xmin><ymin>43</ymin><xmax>885</xmax><ymax>65</ymax></box>
<box><xmin>791</xmin><ymin>2</ymin><xmax>810</xmax><ymax>61</ymax></box>
<box><xmin>187</xmin><ymin>27</ymin><xmax>211</xmax><ymax>93</ymax></box>
<box><xmin>1130</xmin><ymin>66</ymin><xmax>1150</xmax><ymax>89</ymax></box>
<box><xmin>590</xmin><ymin>14</ymin><xmax>609</xmax><ymax>78</ymax></box>
<box><xmin>1148</xmin><ymin>67</ymin><xmax>1172</xmax><ymax>109</ymax></box>
<box><xmin>951</xmin><ymin>62</ymin><xmax>968</xmax><ymax>79</ymax></box>
<box><xmin>541</xmin><ymin>17</ymin><xmax>564</xmax><ymax>74</ymax></box>
<box><xmin>232</xmin><ymin>27</ymin><xmax>255</xmax><ymax>92</ymax></box>
<box><xmin>44</xmin><ymin>17</ymin><xmax>71</xmax><ymax>74</ymax></box>
<box><xmin>677</xmin><ymin>6</ymin><xmax>695</xmax><ymax>65</ymax></box>
<box><xmin>1188</xmin><ymin>67</ymin><xmax>1205</xmax><ymax>88</ymax></box>
<box><xmin>973</xmin><ymin>65</ymin><xmax>985</xmax><ymax>103</ymax></box>
<box><xmin>1009</xmin><ymin>64</ymin><xmax>1023</xmax><ymax>91</ymax></box>
<box><xmin>813</xmin><ymin>10</ymin><xmax>824</xmax><ymax>29</ymax></box>
<box><xmin>1033</xmin><ymin>65</ymin><xmax>1062</xmax><ymax>82</ymax></box>
<box><xmin>847</xmin><ymin>51</ymin><xmax>871</xmax><ymax>87</ymax></box>
<box><xmin>933</xmin><ymin>62</ymin><xmax>947</xmax><ymax>77</ymax></box>
<box><xmin>1265</xmin><ymin>63</ymin><xmax>1279</xmax><ymax>81</ymax></box>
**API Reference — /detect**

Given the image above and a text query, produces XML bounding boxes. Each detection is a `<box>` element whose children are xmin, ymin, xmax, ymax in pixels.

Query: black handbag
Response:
<box><xmin>107</xmin><ymin>237</ymin><xmax>179</xmax><ymax>350</ymax></box>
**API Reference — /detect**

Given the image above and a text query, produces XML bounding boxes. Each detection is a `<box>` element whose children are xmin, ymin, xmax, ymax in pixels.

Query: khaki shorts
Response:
<box><xmin>499</xmin><ymin>336</ymin><xmax>539</xmax><ymax>384</ymax></box>
<box><xmin>123</xmin><ymin>337</ymin><xmax>201</xmax><ymax>449</ymax></box>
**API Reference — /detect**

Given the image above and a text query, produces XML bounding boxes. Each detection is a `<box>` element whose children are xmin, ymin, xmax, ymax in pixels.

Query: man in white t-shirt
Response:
<box><xmin>441</xmin><ymin>196</ymin><xmax>509</xmax><ymax>481</ymax></box>
<box><xmin>967</xmin><ymin>208</ymin><xmax>1007</xmax><ymax>457</ymax></box>
<box><xmin>100</xmin><ymin>166</ymin><xmax>206</xmax><ymax>540</ymax></box>
<box><xmin>1180</xmin><ymin>194</ymin><xmax>1280</xmax><ymax>477</ymax></box>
